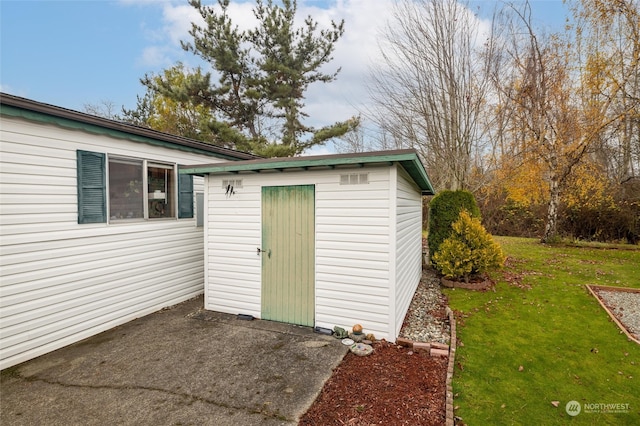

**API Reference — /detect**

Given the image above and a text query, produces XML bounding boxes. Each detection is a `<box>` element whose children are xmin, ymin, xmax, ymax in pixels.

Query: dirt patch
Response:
<box><xmin>299</xmin><ymin>340</ymin><xmax>447</xmax><ymax>425</ymax></box>
<box><xmin>441</xmin><ymin>276</ymin><xmax>493</xmax><ymax>291</ymax></box>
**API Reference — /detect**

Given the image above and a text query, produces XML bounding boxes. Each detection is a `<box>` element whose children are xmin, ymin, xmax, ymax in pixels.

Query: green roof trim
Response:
<box><xmin>180</xmin><ymin>149</ymin><xmax>435</xmax><ymax>195</ymax></box>
<box><xmin>0</xmin><ymin>94</ymin><xmax>257</xmax><ymax>161</ymax></box>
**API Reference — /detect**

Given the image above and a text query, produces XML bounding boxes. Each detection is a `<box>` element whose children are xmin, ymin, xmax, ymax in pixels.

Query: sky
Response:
<box><xmin>1</xmin><ymin>0</ymin><xmax>570</xmax><ymax>154</ymax></box>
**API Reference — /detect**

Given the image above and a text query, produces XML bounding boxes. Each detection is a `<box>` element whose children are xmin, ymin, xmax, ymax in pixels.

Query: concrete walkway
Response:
<box><xmin>1</xmin><ymin>296</ymin><xmax>348</xmax><ymax>425</ymax></box>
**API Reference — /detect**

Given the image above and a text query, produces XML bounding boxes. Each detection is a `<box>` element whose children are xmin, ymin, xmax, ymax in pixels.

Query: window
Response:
<box><xmin>77</xmin><ymin>150</ymin><xmax>193</xmax><ymax>223</ymax></box>
<box><xmin>147</xmin><ymin>163</ymin><xmax>175</xmax><ymax>219</ymax></box>
<box><xmin>109</xmin><ymin>157</ymin><xmax>143</xmax><ymax>220</ymax></box>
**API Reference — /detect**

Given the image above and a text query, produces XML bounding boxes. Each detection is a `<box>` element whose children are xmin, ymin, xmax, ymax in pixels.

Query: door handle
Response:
<box><xmin>257</xmin><ymin>248</ymin><xmax>271</xmax><ymax>258</ymax></box>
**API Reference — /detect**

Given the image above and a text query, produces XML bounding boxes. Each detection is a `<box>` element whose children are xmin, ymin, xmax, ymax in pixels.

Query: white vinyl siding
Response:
<box><xmin>204</xmin><ymin>166</ymin><xmax>394</xmax><ymax>340</ymax></box>
<box><xmin>394</xmin><ymin>166</ymin><xmax>424</xmax><ymax>337</ymax></box>
<box><xmin>204</xmin><ymin>173</ymin><xmax>262</xmax><ymax>316</ymax></box>
<box><xmin>315</xmin><ymin>168</ymin><xmax>391</xmax><ymax>339</ymax></box>
<box><xmin>0</xmin><ymin>116</ymin><xmax>219</xmax><ymax>369</ymax></box>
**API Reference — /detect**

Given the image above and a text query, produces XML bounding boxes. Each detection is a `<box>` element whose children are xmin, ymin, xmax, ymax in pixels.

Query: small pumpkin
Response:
<box><xmin>352</xmin><ymin>324</ymin><xmax>363</xmax><ymax>334</ymax></box>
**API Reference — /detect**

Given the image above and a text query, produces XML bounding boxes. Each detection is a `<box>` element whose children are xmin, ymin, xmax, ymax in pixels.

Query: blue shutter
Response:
<box><xmin>178</xmin><ymin>173</ymin><xmax>194</xmax><ymax>219</ymax></box>
<box><xmin>77</xmin><ymin>150</ymin><xmax>106</xmax><ymax>224</ymax></box>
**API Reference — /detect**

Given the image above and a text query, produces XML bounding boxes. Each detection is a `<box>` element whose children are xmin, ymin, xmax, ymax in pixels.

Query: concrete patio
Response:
<box><xmin>0</xmin><ymin>295</ymin><xmax>348</xmax><ymax>425</ymax></box>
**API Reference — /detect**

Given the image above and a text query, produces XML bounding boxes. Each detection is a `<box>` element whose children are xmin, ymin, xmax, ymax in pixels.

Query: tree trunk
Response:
<box><xmin>542</xmin><ymin>175</ymin><xmax>560</xmax><ymax>242</ymax></box>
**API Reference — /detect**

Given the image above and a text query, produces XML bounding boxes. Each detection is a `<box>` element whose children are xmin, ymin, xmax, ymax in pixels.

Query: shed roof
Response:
<box><xmin>180</xmin><ymin>149</ymin><xmax>435</xmax><ymax>195</ymax></box>
<box><xmin>0</xmin><ymin>93</ymin><xmax>257</xmax><ymax>161</ymax></box>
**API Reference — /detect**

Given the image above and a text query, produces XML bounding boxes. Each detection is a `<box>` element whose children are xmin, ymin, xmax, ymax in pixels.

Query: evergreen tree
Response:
<box><xmin>124</xmin><ymin>63</ymin><xmax>253</xmax><ymax>151</ymax></box>
<box><xmin>138</xmin><ymin>0</ymin><xmax>358</xmax><ymax>156</ymax></box>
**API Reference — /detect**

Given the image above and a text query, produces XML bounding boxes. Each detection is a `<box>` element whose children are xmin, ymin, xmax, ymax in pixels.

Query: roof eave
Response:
<box><xmin>180</xmin><ymin>149</ymin><xmax>435</xmax><ymax>195</ymax></box>
<box><xmin>0</xmin><ymin>93</ymin><xmax>258</xmax><ymax>161</ymax></box>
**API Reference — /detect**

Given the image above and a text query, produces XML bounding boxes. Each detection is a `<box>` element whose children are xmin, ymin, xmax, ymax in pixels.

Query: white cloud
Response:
<box><xmin>117</xmin><ymin>0</ymin><xmax>178</xmax><ymax>5</ymax></box>
<box><xmin>304</xmin><ymin>143</ymin><xmax>337</xmax><ymax>157</ymax></box>
<box><xmin>1</xmin><ymin>84</ymin><xmax>24</xmax><ymax>98</ymax></box>
<box><xmin>137</xmin><ymin>45</ymin><xmax>173</xmax><ymax>68</ymax></box>
<box><xmin>160</xmin><ymin>2</ymin><xmax>203</xmax><ymax>46</ymax></box>
<box><xmin>160</xmin><ymin>1</ymin><xmax>258</xmax><ymax>46</ymax></box>
<box><xmin>303</xmin><ymin>0</ymin><xmax>396</xmax><ymax>126</ymax></box>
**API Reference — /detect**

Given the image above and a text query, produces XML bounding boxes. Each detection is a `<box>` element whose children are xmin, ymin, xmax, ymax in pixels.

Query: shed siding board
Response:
<box><xmin>387</xmin><ymin>165</ymin><xmax>398</xmax><ymax>339</ymax></box>
<box><xmin>204</xmin><ymin>167</ymin><xmax>393</xmax><ymax>339</ymax></box>
<box><xmin>0</xmin><ymin>116</ymin><xmax>218</xmax><ymax>369</ymax></box>
<box><xmin>204</xmin><ymin>172</ymin><xmax>261</xmax><ymax>316</ymax></box>
<box><xmin>394</xmin><ymin>166</ymin><xmax>423</xmax><ymax>337</ymax></box>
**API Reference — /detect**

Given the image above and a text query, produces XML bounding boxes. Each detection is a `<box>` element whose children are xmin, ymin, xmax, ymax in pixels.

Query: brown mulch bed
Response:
<box><xmin>301</xmin><ymin>261</ymin><xmax>450</xmax><ymax>425</ymax></box>
<box><xmin>299</xmin><ymin>340</ymin><xmax>447</xmax><ymax>425</ymax></box>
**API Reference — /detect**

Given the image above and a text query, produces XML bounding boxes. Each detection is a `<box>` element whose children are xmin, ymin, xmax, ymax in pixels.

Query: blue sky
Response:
<box><xmin>1</xmin><ymin>0</ymin><xmax>570</xmax><ymax>151</ymax></box>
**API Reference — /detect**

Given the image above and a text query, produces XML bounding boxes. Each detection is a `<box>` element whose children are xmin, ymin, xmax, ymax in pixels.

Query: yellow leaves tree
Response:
<box><xmin>146</xmin><ymin>67</ymin><xmax>212</xmax><ymax>141</ymax></box>
<box><xmin>571</xmin><ymin>0</ymin><xmax>640</xmax><ymax>182</ymax></box>
<box><xmin>563</xmin><ymin>160</ymin><xmax>615</xmax><ymax>210</ymax></box>
<box><xmin>487</xmin><ymin>0</ymin><xmax>637</xmax><ymax>242</ymax></box>
<box><xmin>492</xmin><ymin>150</ymin><xmax>547</xmax><ymax>208</ymax></box>
<box><xmin>123</xmin><ymin>64</ymin><xmax>254</xmax><ymax>152</ymax></box>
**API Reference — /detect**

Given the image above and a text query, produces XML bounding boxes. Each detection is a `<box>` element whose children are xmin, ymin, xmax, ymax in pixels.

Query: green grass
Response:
<box><xmin>445</xmin><ymin>237</ymin><xmax>640</xmax><ymax>425</ymax></box>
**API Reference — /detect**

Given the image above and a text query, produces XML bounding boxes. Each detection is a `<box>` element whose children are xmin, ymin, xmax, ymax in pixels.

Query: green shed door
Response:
<box><xmin>261</xmin><ymin>185</ymin><xmax>315</xmax><ymax>327</ymax></box>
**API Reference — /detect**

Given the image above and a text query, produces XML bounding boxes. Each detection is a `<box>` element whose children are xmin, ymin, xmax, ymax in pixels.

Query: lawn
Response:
<box><xmin>445</xmin><ymin>236</ymin><xmax>640</xmax><ymax>425</ymax></box>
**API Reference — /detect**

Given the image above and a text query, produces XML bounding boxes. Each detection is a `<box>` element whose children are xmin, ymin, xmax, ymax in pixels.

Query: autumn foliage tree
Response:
<box><xmin>571</xmin><ymin>0</ymin><xmax>640</xmax><ymax>183</ymax></box>
<box><xmin>122</xmin><ymin>64</ymin><xmax>254</xmax><ymax>151</ymax></box>
<box><xmin>484</xmin><ymin>0</ymin><xmax>639</xmax><ymax>242</ymax></box>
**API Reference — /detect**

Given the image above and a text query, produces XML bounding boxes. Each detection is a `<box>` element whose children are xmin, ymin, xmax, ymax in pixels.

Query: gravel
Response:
<box><xmin>597</xmin><ymin>289</ymin><xmax>640</xmax><ymax>338</ymax></box>
<box><xmin>399</xmin><ymin>269</ymin><xmax>451</xmax><ymax>344</ymax></box>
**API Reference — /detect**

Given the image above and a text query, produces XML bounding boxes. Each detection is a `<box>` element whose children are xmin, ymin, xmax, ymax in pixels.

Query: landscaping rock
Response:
<box><xmin>350</xmin><ymin>343</ymin><xmax>374</xmax><ymax>356</ymax></box>
<box><xmin>349</xmin><ymin>332</ymin><xmax>365</xmax><ymax>343</ymax></box>
<box><xmin>399</xmin><ymin>270</ymin><xmax>450</xmax><ymax>344</ymax></box>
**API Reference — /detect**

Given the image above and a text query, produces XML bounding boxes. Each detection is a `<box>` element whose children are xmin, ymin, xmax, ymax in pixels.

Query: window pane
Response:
<box><xmin>108</xmin><ymin>158</ymin><xmax>143</xmax><ymax>220</ymax></box>
<box><xmin>148</xmin><ymin>164</ymin><xmax>175</xmax><ymax>218</ymax></box>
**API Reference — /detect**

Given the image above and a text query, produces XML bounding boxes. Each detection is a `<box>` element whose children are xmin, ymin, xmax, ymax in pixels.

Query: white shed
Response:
<box><xmin>0</xmin><ymin>94</ymin><xmax>255</xmax><ymax>369</ymax></box>
<box><xmin>181</xmin><ymin>150</ymin><xmax>435</xmax><ymax>342</ymax></box>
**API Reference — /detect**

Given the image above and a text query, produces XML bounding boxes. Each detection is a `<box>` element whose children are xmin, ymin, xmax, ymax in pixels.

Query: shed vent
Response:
<box><xmin>340</xmin><ymin>173</ymin><xmax>368</xmax><ymax>185</ymax></box>
<box><xmin>222</xmin><ymin>179</ymin><xmax>243</xmax><ymax>189</ymax></box>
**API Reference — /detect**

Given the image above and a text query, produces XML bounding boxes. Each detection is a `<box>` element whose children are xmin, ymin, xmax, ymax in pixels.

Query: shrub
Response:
<box><xmin>432</xmin><ymin>210</ymin><xmax>505</xmax><ymax>282</ymax></box>
<box><xmin>428</xmin><ymin>190</ymin><xmax>481</xmax><ymax>262</ymax></box>
<box><xmin>481</xmin><ymin>197</ymin><xmax>546</xmax><ymax>238</ymax></box>
<box><xmin>561</xmin><ymin>200</ymin><xmax>640</xmax><ymax>244</ymax></box>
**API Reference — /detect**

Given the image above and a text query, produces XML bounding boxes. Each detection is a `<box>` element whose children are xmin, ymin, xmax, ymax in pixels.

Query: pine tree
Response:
<box><xmin>137</xmin><ymin>0</ymin><xmax>358</xmax><ymax>156</ymax></box>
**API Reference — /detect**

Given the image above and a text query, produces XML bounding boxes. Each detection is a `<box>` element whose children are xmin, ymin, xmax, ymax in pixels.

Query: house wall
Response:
<box><xmin>0</xmin><ymin>116</ymin><xmax>221</xmax><ymax>369</ymax></box>
<box><xmin>394</xmin><ymin>166</ymin><xmax>424</xmax><ymax>338</ymax></box>
<box><xmin>204</xmin><ymin>166</ymin><xmax>404</xmax><ymax>341</ymax></box>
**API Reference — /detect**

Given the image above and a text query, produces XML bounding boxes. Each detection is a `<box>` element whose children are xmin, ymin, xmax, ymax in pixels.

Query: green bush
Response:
<box><xmin>432</xmin><ymin>210</ymin><xmax>505</xmax><ymax>282</ymax></box>
<box><xmin>562</xmin><ymin>200</ymin><xmax>640</xmax><ymax>244</ymax></box>
<box><xmin>480</xmin><ymin>196</ymin><xmax>546</xmax><ymax>238</ymax></box>
<box><xmin>428</xmin><ymin>190</ymin><xmax>481</xmax><ymax>261</ymax></box>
